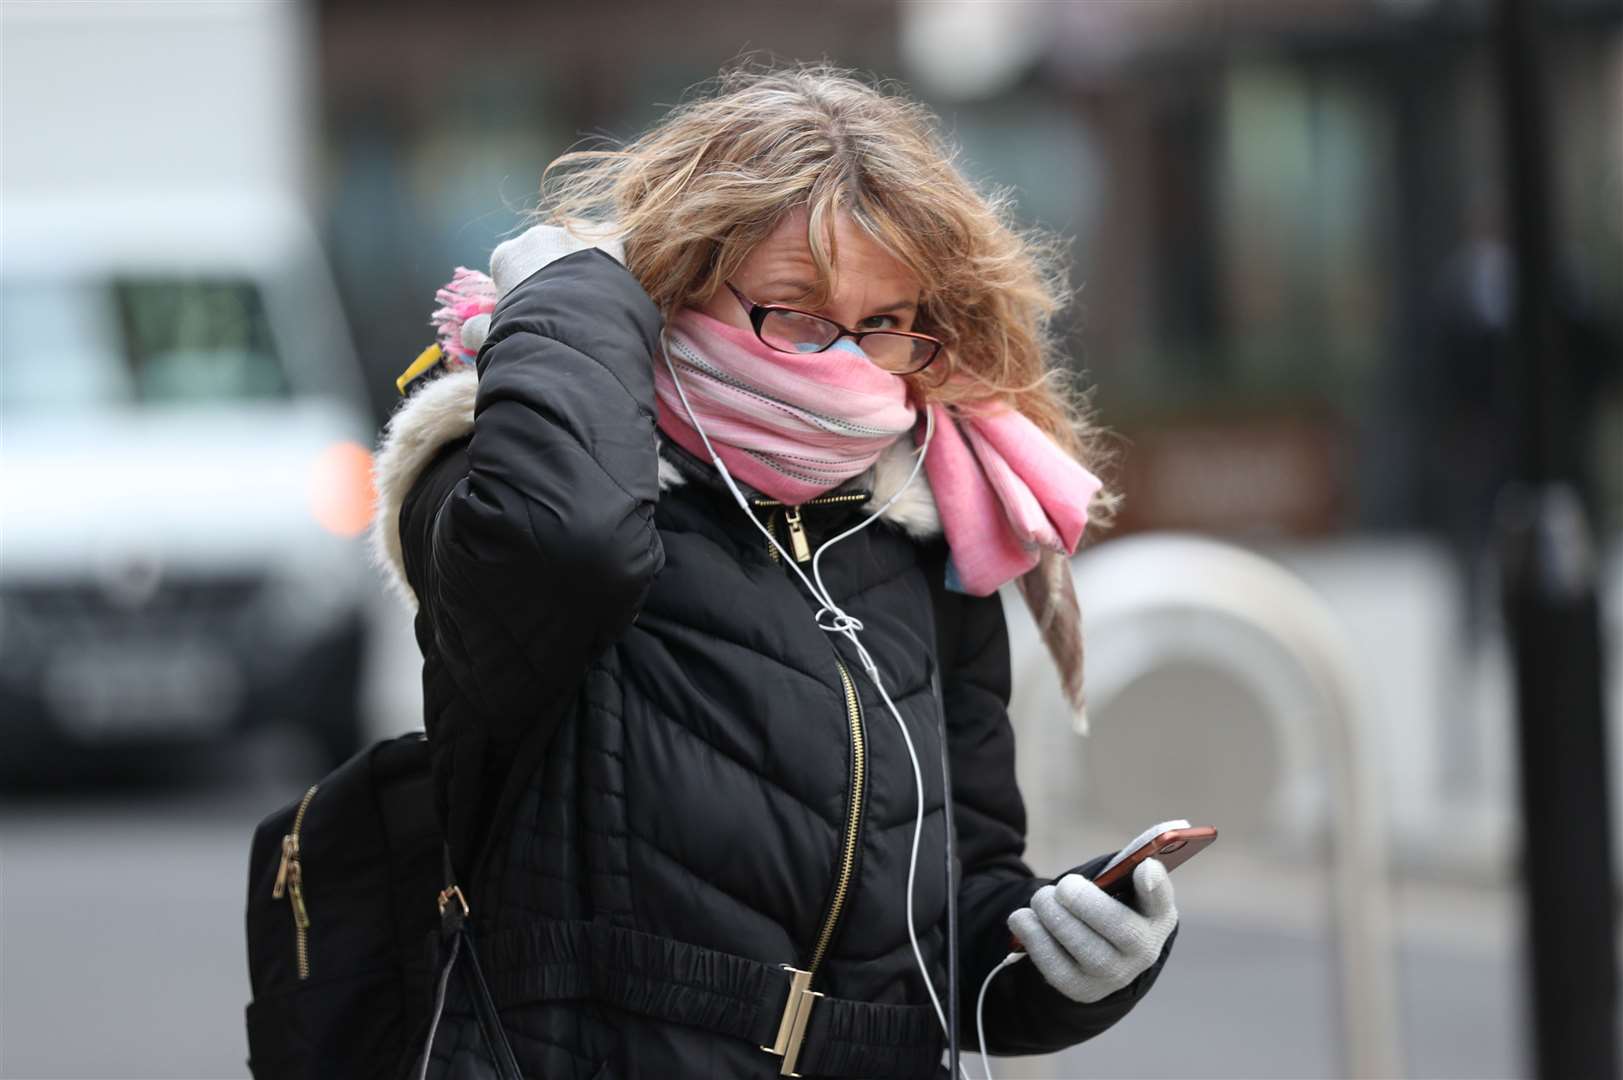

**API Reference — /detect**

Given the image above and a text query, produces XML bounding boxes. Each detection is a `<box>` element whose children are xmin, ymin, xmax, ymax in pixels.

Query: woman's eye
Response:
<box><xmin>859</xmin><ymin>314</ymin><xmax>900</xmax><ymax>330</ymax></box>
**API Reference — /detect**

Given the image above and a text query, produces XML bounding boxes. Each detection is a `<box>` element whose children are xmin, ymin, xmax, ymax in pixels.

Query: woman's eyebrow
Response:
<box><xmin>763</xmin><ymin>279</ymin><xmax>918</xmax><ymax>314</ymax></box>
<box><xmin>762</xmin><ymin>279</ymin><xmax>819</xmax><ymax>301</ymax></box>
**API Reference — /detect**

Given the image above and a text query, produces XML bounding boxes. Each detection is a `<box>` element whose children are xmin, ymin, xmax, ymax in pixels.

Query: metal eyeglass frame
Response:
<box><xmin>724</xmin><ymin>280</ymin><xmax>943</xmax><ymax>375</ymax></box>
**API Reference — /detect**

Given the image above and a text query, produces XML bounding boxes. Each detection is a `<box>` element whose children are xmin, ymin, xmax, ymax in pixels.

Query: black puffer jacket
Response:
<box><xmin>371</xmin><ymin>245</ymin><xmax>1175</xmax><ymax>1079</ymax></box>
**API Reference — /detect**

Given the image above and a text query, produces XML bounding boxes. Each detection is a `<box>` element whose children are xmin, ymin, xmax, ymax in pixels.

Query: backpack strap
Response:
<box><xmin>471</xmin><ymin>919</ymin><xmax>946</xmax><ymax>1078</ymax></box>
<box><xmin>413</xmin><ymin>844</ymin><xmax>522</xmax><ymax>1080</ymax></box>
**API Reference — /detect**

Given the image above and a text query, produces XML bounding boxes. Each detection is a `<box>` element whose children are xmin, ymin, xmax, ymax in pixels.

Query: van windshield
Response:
<box><xmin>1</xmin><ymin>277</ymin><xmax>290</xmax><ymax>414</ymax></box>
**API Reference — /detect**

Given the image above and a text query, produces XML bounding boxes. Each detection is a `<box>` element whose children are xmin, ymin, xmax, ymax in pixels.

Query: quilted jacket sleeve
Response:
<box><xmin>395</xmin><ymin>247</ymin><xmax>666</xmax><ymax>867</ymax></box>
<box><xmin>936</xmin><ymin>573</ymin><xmax>1177</xmax><ymax>1056</ymax></box>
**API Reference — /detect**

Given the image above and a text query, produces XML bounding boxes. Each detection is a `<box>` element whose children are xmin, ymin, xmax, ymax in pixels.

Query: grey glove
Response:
<box><xmin>1007</xmin><ymin>857</ymin><xmax>1179</xmax><ymax>1004</ymax></box>
<box><xmin>490</xmin><ymin>219</ymin><xmax>626</xmax><ymax>296</ymax></box>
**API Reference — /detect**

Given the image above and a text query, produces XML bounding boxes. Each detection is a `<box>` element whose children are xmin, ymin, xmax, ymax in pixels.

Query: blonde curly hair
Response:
<box><xmin>525</xmin><ymin>57</ymin><xmax>1119</xmax><ymax>528</ymax></box>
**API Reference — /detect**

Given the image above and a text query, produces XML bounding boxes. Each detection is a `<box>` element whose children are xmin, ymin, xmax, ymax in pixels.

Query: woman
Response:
<box><xmin>371</xmin><ymin>62</ymin><xmax>1179</xmax><ymax>1080</ymax></box>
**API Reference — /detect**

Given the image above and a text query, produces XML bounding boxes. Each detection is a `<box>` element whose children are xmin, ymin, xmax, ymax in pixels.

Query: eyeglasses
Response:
<box><xmin>724</xmin><ymin>280</ymin><xmax>944</xmax><ymax>376</ymax></box>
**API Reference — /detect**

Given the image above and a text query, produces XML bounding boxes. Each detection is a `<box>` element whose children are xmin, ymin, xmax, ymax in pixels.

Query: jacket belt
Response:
<box><xmin>468</xmin><ymin>919</ymin><xmax>945</xmax><ymax>1078</ymax></box>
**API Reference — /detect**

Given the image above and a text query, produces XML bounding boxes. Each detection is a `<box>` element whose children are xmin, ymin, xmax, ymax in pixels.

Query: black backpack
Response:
<box><xmin>243</xmin><ymin>732</ymin><xmax>447</xmax><ymax>1079</ymax></box>
<box><xmin>245</xmin><ymin>732</ymin><xmax>527</xmax><ymax>1080</ymax></box>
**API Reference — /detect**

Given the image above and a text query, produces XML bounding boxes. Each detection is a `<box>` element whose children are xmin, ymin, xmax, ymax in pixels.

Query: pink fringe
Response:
<box><xmin>430</xmin><ymin>267</ymin><xmax>497</xmax><ymax>367</ymax></box>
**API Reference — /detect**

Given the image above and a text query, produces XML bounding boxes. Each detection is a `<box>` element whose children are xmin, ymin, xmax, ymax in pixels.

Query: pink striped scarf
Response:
<box><xmin>654</xmin><ymin>307</ymin><xmax>917</xmax><ymax>503</ymax></box>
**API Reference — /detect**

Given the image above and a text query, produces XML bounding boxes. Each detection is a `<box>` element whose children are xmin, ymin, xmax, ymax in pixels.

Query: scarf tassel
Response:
<box><xmin>1016</xmin><ymin>549</ymin><xmax>1090</xmax><ymax>737</ymax></box>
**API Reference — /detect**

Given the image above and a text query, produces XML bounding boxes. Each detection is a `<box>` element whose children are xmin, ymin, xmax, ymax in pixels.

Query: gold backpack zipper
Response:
<box><xmin>271</xmin><ymin>783</ymin><xmax>319</xmax><ymax>979</ymax></box>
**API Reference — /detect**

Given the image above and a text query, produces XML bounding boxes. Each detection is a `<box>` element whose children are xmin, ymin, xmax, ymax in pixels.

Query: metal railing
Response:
<box><xmin>1018</xmin><ymin>532</ymin><xmax>1403</xmax><ymax>1079</ymax></box>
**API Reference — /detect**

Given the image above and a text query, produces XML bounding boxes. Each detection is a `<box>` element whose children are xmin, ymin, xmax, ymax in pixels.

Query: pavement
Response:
<box><xmin>0</xmin><ymin>730</ymin><xmax>1546</xmax><ymax>1080</ymax></box>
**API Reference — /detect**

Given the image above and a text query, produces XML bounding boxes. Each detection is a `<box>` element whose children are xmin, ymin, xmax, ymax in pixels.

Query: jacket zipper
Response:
<box><xmin>751</xmin><ymin>492</ymin><xmax>875</xmax><ymax>1074</ymax></box>
<box><xmin>751</xmin><ymin>493</ymin><xmax>873</xmax><ymax>970</ymax></box>
<box><xmin>807</xmin><ymin>656</ymin><xmax>866</xmax><ymax>974</ymax></box>
<box><xmin>766</xmin><ymin>510</ymin><xmax>782</xmax><ymax>565</ymax></box>
<box><xmin>272</xmin><ymin>783</ymin><xmax>319</xmax><ymax>980</ymax></box>
<box><xmin>752</xmin><ymin>491</ymin><xmax>871</xmax><ymax>565</ymax></box>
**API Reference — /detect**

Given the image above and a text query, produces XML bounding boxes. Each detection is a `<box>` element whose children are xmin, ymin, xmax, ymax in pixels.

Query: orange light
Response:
<box><xmin>310</xmin><ymin>441</ymin><xmax>377</xmax><ymax>538</ymax></box>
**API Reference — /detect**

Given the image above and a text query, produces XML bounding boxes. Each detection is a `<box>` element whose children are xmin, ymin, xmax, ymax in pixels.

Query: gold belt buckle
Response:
<box><xmin>760</xmin><ymin>965</ymin><xmax>823</xmax><ymax>1077</ymax></box>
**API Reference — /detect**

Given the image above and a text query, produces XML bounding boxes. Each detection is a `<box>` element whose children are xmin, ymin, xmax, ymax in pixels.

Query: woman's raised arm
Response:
<box><xmin>402</xmin><ymin>246</ymin><xmax>666</xmax><ymax>744</ymax></box>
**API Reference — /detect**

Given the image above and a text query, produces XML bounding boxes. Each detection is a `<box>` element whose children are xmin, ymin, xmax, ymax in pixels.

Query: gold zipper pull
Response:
<box><xmin>280</xmin><ymin>783</ymin><xmax>320</xmax><ymax>981</ymax></box>
<box><xmin>272</xmin><ymin>834</ymin><xmax>297</xmax><ymax>899</ymax></box>
<box><xmin>784</xmin><ymin>506</ymin><xmax>812</xmax><ymax>563</ymax></box>
<box><xmin>287</xmin><ymin>857</ymin><xmax>308</xmax><ymax>928</ymax></box>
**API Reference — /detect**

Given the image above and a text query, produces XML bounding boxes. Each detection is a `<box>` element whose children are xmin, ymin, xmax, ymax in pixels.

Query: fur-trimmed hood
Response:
<box><xmin>367</xmin><ymin>366</ymin><xmax>943</xmax><ymax>616</ymax></box>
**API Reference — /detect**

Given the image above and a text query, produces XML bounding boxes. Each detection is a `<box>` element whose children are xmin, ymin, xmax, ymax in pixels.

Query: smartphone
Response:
<box><xmin>1090</xmin><ymin>824</ymin><xmax>1217</xmax><ymax>900</ymax></box>
<box><xmin>1009</xmin><ymin>821</ymin><xmax>1218</xmax><ymax>952</ymax></box>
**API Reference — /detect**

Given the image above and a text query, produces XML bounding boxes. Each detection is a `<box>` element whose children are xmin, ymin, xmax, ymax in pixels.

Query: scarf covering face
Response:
<box><xmin>654</xmin><ymin>305</ymin><xmax>1103</xmax><ymax>594</ymax></box>
<box><xmin>654</xmin><ymin>306</ymin><xmax>916</xmax><ymax>503</ymax></box>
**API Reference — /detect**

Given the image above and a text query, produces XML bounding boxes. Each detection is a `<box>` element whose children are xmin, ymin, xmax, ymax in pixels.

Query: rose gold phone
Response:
<box><xmin>1090</xmin><ymin>825</ymin><xmax>1217</xmax><ymax>900</ymax></box>
<box><xmin>1007</xmin><ymin>824</ymin><xmax>1216</xmax><ymax>953</ymax></box>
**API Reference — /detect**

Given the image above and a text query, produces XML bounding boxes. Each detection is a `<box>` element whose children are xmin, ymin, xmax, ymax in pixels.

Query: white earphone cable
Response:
<box><xmin>974</xmin><ymin>952</ymin><xmax>1026</xmax><ymax>1080</ymax></box>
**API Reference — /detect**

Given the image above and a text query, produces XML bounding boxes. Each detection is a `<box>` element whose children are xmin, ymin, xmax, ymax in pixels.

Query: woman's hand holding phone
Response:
<box><xmin>1006</xmin><ymin>858</ymin><xmax>1179</xmax><ymax>1004</ymax></box>
<box><xmin>1004</xmin><ymin>819</ymin><xmax>1214</xmax><ymax>1004</ymax></box>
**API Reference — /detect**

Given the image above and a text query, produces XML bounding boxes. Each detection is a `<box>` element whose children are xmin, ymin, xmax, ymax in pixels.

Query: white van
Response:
<box><xmin>0</xmin><ymin>196</ymin><xmax>378</xmax><ymax>775</ymax></box>
<box><xmin>0</xmin><ymin>2</ymin><xmax>379</xmax><ymax>776</ymax></box>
